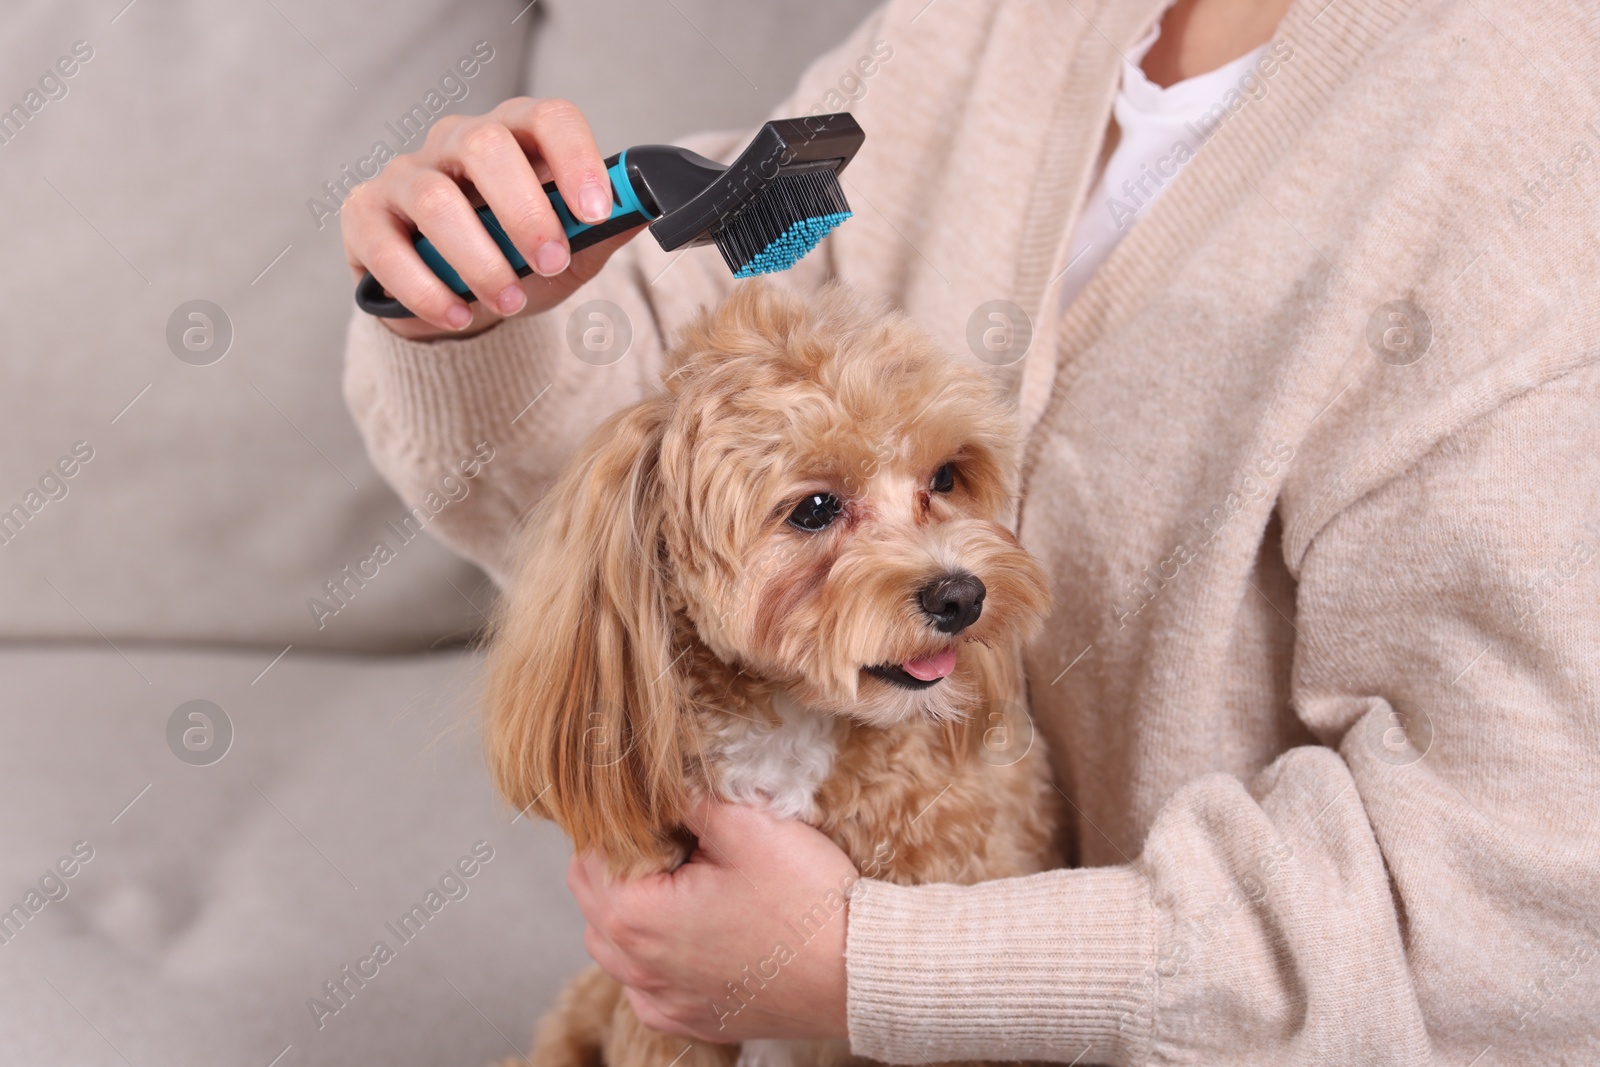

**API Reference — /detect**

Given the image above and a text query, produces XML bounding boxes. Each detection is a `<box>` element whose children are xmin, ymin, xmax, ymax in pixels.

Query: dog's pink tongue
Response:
<box><xmin>902</xmin><ymin>646</ymin><xmax>958</xmax><ymax>682</ymax></box>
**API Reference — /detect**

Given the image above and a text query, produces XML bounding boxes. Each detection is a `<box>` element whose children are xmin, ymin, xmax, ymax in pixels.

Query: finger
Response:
<box><xmin>685</xmin><ymin>797</ymin><xmax>777</xmax><ymax>859</ymax></box>
<box><xmin>343</xmin><ymin>199</ymin><xmax>473</xmax><ymax>330</ymax></box>
<box><xmin>582</xmin><ymin>927</ymin><xmax>611</xmax><ymax>979</ymax></box>
<box><xmin>340</xmin><ymin>184</ymin><xmax>382</xmax><ymax>282</ymax></box>
<box><xmin>624</xmin><ymin>987</ymin><xmax>695</xmax><ymax>1040</ymax></box>
<box><xmin>584</xmin><ymin>922</ymin><xmax>667</xmax><ymax>997</ymax></box>
<box><xmin>582</xmin><ymin>923</ymin><xmax>625</xmax><ymax>980</ymax></box>
<box><xmin>499</xmin><ymin>97</ymin><xmax>614</xmax><ymax>228</ymax></box>
<box><xmin>451</xmin><ymin>119</ymin><xmax>572</xmax><ymax>287</ymax></box>
<box><xmin>566</xmin><ymin>851</ymin><xmax>603</xmax><ymax>919</ymax></box>
<box><xmin>397</xmin><ymin>167</ymin><xmax>523</xmax><ymax>313</ymax></box>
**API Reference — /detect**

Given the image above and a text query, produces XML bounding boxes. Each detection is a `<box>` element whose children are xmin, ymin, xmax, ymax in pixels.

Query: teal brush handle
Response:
<box><xmin>356</xmin><ymin>151</ymin><xmax>654</xmax><ymax>318</ymax></box>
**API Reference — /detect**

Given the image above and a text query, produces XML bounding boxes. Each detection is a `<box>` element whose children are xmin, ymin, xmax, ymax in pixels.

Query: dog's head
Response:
<box><xmin>487</xmin><ymin>281</ymin><xmax>1049</xmax><ymax>867</ymax></box>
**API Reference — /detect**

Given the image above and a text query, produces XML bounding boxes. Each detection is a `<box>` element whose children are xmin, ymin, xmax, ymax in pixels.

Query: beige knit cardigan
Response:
<box><xmin>344</xmin><ymin>0</ymin><xmax>1600</xmax><ymax>1061</ymax></box>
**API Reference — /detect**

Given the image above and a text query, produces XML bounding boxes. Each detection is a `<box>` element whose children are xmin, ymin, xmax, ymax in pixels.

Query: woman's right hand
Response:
<box><xmin>340</xmin><ymin>96</ymin><xmax>647</xmax><ymax>341</ymax></box>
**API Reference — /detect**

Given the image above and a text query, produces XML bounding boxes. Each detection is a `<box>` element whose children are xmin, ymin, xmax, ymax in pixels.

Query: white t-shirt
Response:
<box><xmin>1056</xmin><ymin>25</ymin><xmax>1269</xmax><ymax>309</ymax></box>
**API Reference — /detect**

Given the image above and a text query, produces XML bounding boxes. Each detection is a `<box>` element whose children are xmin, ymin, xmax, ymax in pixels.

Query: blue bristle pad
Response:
<box><xmin>732</xmin><ymin>211</ymin><xmax>854</xmax><ymax>278</ymax></box>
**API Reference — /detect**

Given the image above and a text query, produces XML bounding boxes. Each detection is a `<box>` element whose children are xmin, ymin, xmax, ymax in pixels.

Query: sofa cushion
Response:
<box><xmin>0</xmin><ymin>644</ymin><xmax>588</xmax><ymax>1066</ymax></box>
<box><xmin>0</xmin><ymin>0</ymin><xmax>536</xmax><ymax>652</ymax></box>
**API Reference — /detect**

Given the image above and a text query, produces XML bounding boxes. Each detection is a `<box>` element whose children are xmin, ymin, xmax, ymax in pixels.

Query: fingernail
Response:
<box><xmin>577</xmin><ymin>181</ymin><xmax>613</xmax><ymax>224</ymax></box>
<box><xmin>495</xmin><ymin>284</ymin><xmax>527</xmax><ymax>316</ymax></box>
<box><xmin>445</xmin><ymin>305</ymin><xmax>472</xmax><ymax>330</ymax></box>
<box><xmin>534</xmin><ymin>241</ymin><xmax>570</xmax><ymax>276</ymax></box>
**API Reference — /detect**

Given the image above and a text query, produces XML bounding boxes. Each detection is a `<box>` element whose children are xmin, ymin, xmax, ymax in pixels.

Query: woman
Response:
<box><xmin>340</xmin><ymin>0</ymin><xmax>1600</xmax><ymax>1060</ymax></box>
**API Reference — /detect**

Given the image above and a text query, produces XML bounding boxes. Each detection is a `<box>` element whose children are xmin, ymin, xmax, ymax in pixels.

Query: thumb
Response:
<box><xmin>685</xmin><ymin>796</ymin><xmax>781</xmax><ymax>866</ymax></box>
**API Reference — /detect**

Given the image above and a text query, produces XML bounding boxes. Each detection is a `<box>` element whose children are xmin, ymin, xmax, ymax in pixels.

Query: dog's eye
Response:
<box><xmin>787</xmin><ymin>492</ymin><xmax>842</xmax><ymax>532</ymax></box>
<box><xmin>931</xmin><ymin>463</ymin><xmax>956</xmax><ymax>493</ymax></box>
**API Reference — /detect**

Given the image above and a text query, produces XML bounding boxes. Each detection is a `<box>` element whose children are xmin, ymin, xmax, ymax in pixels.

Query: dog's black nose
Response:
<box><xmin>918</xmin><ymin>572</ymin><xmax>985</xmax><ymax>634</ymax></box>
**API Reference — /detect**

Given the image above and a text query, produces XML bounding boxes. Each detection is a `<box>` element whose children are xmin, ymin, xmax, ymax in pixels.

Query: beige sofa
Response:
<box><xmin>0</xmin><ymin>2</ymin><xmax>877</xmax><ymax>1063</ymax></box>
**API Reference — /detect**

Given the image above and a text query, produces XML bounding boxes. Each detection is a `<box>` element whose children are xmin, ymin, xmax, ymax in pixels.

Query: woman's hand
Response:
<box><xmin>568</xmin><ymin>799</ymin><xmax>858</xmax><ymax>1043</ymax></box>
<box><xmin>340</xmin><ymin>96</ymin><xmax>645</xmax><ymax>340</ymax></box>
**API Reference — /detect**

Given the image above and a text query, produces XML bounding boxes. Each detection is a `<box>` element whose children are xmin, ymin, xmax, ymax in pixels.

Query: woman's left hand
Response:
<box><xmin>567</xmin><ymin>798</ymin><xmax>859</xmax><ymax>1042</ymax></box>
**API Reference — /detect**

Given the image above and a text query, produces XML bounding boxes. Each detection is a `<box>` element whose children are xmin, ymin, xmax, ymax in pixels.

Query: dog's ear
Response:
<box><xmin>485</xmin><ymin>394</ymin><xmax>690</xmax><ymax>873</ymax></box>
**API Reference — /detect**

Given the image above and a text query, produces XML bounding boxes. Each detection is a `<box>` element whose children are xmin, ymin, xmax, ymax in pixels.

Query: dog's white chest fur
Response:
<box><xmin>710</xmin><ymin>693</ymin><xmax>837</xmax><ymax>822</ymax></box>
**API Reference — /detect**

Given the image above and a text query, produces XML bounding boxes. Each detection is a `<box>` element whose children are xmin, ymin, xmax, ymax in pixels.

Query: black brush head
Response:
<box><xmin>640</xmin><ymin>113</ymin><xmax>864</xmax><ymax>270</ymax></box>
<box><xmin>711</xmin><ymin>166</ymin><xmax>853</xmax><ymax>277</ymax></box>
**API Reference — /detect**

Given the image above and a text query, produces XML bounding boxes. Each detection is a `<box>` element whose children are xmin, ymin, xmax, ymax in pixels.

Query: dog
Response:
<box><xmin>485</xmin><ymin>280</ymin><xmax>1059</xmax><ymax>1067</ymax></box>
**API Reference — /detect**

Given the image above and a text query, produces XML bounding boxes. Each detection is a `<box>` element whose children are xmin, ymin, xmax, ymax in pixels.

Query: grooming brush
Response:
<box><xmin>354</xmin><ymin>112</ymin><xmax>864</xmax><ymax>318</ymax></box>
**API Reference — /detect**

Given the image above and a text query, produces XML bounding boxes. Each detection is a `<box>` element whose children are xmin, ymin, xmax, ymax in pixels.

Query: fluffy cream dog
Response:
<box><xmin>486</xmin><ymin>280</ymin><xmax>1058</xmax><ymax>1067</ymax></box>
